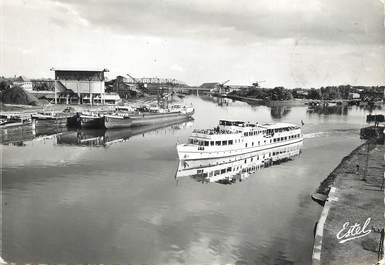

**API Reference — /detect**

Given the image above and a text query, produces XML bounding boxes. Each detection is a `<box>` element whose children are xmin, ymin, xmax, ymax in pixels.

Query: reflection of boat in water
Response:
<box><xmin>176</xmin><ymin>141</ymin><xmax>302</xmax><ymax>184</ymax></box>
<box><xmin>177</xmin><ymin>120</ymin><xmax>303</xmax><ymax>160</ymax></box>
<box><xmin>57</xmin><ymin>119</ymin><xmax>193</xmax><ymax>147</ymax></box>
<box><xmin>0</xmin><ymin>126</ymin><xmax>34</xmax><ymax>145</ymax></box>
<box><xmin>307</xmin><ymin>105</ymin><xmax>348</xmax><ymax>115</ymax></box>
<box><xmin>0</xmin><ymin>125</ymin><xmax>68</xmax><ymax>145</ymax></box>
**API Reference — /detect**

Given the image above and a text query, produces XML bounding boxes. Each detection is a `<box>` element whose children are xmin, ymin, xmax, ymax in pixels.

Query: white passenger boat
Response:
<box><xmin>177</xmin><ymin>120</ymin><xmax>303</xmax><ymax>160</ymax></box>
<box><xmin>176</xmin><ymin>141</ymin><xmax>302</xmax><ymax>183</ymax></box>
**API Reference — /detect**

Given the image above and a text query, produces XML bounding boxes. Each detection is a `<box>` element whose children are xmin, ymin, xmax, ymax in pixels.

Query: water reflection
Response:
<box><xmin>307</xmin><ymin>104</ymin><xmax>348</xmax><ymax>115</ymax></box>
<box><xmin>270</xmin><ymin>106</ymin><xmax>292</xmax><ymax>119</ymax></box>
<box><xmin>0</xmin><ymin>120</ymin><xmax>193</xmax><ymax>147</ymax></box>
<box><xmin>176</xmin><ymin>141</ymin><xmax>302</xmax><ymax>185</ymax></box>
<box><xmin>199</xmin><ymin>94</ymin><xmax>231</xmax><ymax>106</ymax></box>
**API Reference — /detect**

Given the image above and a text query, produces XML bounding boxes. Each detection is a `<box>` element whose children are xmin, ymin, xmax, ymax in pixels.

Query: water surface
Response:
<box><xmin>1</xmin><ymin>96</ymin><xmax>375</xmax><ymax>264</ymax></box>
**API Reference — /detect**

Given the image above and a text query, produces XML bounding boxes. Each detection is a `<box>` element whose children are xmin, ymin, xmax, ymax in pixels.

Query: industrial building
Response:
<box><xmin>52</xmin><ymin>68</ymin><xmax>121</xmax><ymax>105</ymax></box>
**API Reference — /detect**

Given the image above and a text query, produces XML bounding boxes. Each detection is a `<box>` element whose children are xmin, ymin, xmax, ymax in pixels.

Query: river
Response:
<box><xmin>1</xmin><ymin>96</ymin><xmax>378</xmax><ymax>264</ymax></box>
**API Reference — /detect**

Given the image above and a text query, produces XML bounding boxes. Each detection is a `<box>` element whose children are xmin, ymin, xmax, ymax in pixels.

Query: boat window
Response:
<box><xmin>204</xmin><ymin>141</ymin><xmax>209</xmax><ymax>146</ymax></box>
<box><xmin>197</xmin><ymin>169</ymin><xmax>203</xmax><ymax>174</ymax></box>
<box><xmin>210</xmin><ymin>141</ymin><xmax>214</xmax><ymax>146</ymax></box>
<box><xmin>214</xmin><ymin>170</ymin><xmax>220</xmax><ymax>176</ymax></box>
<box><xmin>209</xmin><ymin>172</ymin><xmax>213</xmax><ymax>177</ymax></box>
<box><xmin>244</xmin><ymin>132</ymin><xmax>247</xmax><ymax>136</ymax></box>
<box><xmin>227</xmin><ymin>167</ymin><xmax>232</xmax><ymax>172</ymax></box>
<box><xmin>245</xmin><ymin>143</ymin><xmax>248</xmax><ymax>147</ymax></box>
<box><xmin>258</xmin><ymin>141</ymin><xmax>260</xmax><ymax>145</ymax></box>
<box><xmin>221</xmin><ymin>169</ymin><xmax>226</xmax><ymax>174</ymax></box>
<box><xmin>203</xmin><ymin>173</ymin><xmax>208</xmax><ymax>178</ymax></box>
<box><xmin>252</xmin><ymin>142</ymin><xmax>254</xmax><ymax>146</ymax></box>
<box><xmin>228</xmin><ymin>140</ymin><xmax>233</xmax><ymax>145</ymax></box>
<box><xmin>222</xmin><ymin>140</ymin><xmax>227</xmax><ymax>145</ymax></box>
<box><xmin>215</xmin><ymin>141</ymin><xmax>221</xmax><ymax>146</ymax></box>
<box><xmin>274</xmin><ymin>139</ymin><xmax>276</xmax><ymax>142</ymax></box>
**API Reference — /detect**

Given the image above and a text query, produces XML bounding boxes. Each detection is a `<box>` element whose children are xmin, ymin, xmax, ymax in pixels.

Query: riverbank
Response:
<box><xmin>226</xmin><ymin>95</ymin><xmax>308</xmax><ymax>106</ymax></box>
<box><xmin>312</xmin><ymin>140</ymin><xmax>384</xmax><ymax>265</ymax></box>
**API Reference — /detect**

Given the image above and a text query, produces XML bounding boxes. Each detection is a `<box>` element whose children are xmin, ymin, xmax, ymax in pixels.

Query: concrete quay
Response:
<box><xmin>312</xmin><ymin>141</ymin><xmax>384</xmax><ymax>265</ymax></box>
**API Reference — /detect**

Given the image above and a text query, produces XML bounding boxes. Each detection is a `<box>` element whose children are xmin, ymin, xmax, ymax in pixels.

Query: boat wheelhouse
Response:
<box><xmin>177</xmin><ymin>120</ymin><xmax>303</xmax><ymax>160</ymax></box>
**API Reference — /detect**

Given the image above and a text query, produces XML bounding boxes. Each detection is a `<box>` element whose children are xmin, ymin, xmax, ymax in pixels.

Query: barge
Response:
<box><xmin>104</xmin><ymin>105</ymin><xmax>194</xmax><ymax>129</ymax></box>
<box><xmin>80</xmin><ymin>113</ymin><xmax>105</xmax><ymax>129</ymax></box>
<box><xmin>31</xmin><ymin>112</ymin><xmax>74</xmax><ymax>128</ymax></box>
<box><xmin>0</xmin><ymin>115</ymin><xmax>31</xmax><ymax>128</ymax></box>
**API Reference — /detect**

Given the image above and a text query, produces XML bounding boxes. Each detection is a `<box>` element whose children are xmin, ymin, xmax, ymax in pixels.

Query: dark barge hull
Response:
<box><xmin>80</xmin><ymin>116</ymin><xmax>105</xmax><ymax>129</ymax></box>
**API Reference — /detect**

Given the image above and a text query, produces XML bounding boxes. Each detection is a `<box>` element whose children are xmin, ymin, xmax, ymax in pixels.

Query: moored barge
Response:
<box><xmin>104</xmin><ymin>105</ymin><xmax>194</xmax><ymax>129</ymax></box>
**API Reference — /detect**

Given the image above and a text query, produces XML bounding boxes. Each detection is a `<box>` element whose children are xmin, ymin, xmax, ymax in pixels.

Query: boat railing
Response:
<box><xmin>192</xmin><ymin>129</ymin><xmax>239</xmax><ymax>135</ymax></box>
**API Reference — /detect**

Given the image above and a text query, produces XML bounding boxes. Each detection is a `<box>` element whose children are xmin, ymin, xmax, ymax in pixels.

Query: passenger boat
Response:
<box><xmin>104</xmin><ymin>105</ymin><xmax>194</xmax><ymax>129</ymax></box>
<box><xmin>177</xmin><ymin>120</ymin><xmax>303</xmax><ymax>160</ymax></box>
<box><xmin>176</xmin><ymin>141</ymin><xmax>302</xmax><ymax>184</ymax></box>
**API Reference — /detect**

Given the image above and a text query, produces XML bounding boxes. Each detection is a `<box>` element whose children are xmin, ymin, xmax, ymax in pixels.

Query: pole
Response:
<box><xmin>54</xmin><ymin>79</ymin><xmax>57</xmax><ymax>104</ymax></box>
<box><xmin>363</xmin><ymin>141</ymin><xmax>370</xmax><ymax>181</ymax></box>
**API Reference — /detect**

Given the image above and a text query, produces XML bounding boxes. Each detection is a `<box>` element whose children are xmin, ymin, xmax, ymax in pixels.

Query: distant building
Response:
<box><xmin>12</xmin><ymin>76</ymin><xmax>33</xmax><ymax>91</ymax></box>
<box><xmin>200</xmin><ymin>82</ymin><xmax>220</xmax><ymax>89</ymax></box>
<box><xmin>349</xmin><ymin>92</ymin><xmax>360</xmax><ymax>99</ymax></box>
<box><xmin>52</xmin><ymin>68</ymin><xmax>120</xmax><ymax>105</ymax></box>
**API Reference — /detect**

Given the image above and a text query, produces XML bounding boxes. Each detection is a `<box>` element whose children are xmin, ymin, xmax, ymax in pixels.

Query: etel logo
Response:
<box><xmin>336</xmin><ymin>217</ymin><xmax>372</xmax><ymax>243</ymax></box>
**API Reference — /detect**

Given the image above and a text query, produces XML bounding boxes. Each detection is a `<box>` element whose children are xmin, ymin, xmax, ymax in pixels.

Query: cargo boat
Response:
<box><xmin>80</xmin><ymin>114</ymin><xmax>104</xmax><ymax>129</ymax></box>
<box><xmin>31</xmin><ymin>112</ymin><xmax>74</xmax><ymax>128</ymax></box>
<box><xmin>104</xmin><ymin>105</ymin><xmax>194</xmax><ymax>129</ymax></box>
<box><xmin>177</xmin><ymin>120</ymin><xmax>303</xmax><ymax>160</ymax></box>
<box><xmin>0</xmin><ymin>115</ymin><xmax>31</xmax><ymax>128</ymax></box>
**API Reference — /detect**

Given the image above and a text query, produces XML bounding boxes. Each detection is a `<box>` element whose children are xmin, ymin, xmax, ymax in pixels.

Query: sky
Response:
<box><xmin>1</xmin><ymin>0</ymin><xmax>384</xmax><ymax>87</ymax></box>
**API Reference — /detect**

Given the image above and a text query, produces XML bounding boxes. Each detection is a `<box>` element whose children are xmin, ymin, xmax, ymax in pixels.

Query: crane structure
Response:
<box><xmin>216</xmin><ymin>80</ymin><xmax>230</xmax><ymax>95</ymax></box>
<box><xmin>252</xmin><ymin>80</ymin><xmax>266</xmax><ymax>87</ymax></box>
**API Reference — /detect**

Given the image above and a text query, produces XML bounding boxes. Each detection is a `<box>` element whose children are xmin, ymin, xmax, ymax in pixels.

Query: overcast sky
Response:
<box><xmin>1</xmin><ymin>0</ymin><xmax>384</xmax><ymax>87</ymax></box>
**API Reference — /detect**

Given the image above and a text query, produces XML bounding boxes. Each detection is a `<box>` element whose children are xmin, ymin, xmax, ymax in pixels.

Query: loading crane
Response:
<box><xmin>252</xmin><ymin>80</ymin><xmax>266</xmax><ymax>87</ymax></box>
<box><xmin>216</xmin><ymin>80</ymin><xmax>230</xmax><ymax>94</ymax></box>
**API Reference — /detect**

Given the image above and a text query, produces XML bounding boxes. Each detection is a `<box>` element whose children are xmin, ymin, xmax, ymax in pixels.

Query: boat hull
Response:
<box><xmin>130</xmin><ymin>112</ymin><xmax>192</xmax><ymax>127</ymax></box>
<box><xmin>104</xmin><ymin>115</ymin><xmax>133</xmax><ymax>129</ymax></box>
<box><xmin>31</xmin><ymin>113</ymin><xmax>77</xmax><ymax>128</ymax></box>
<box><xmin>177</xmin><ymin>138</ymin><xmax>304</xmax><ymax>160</ymax></box>
<box><xmin>80</xmin><ymin>116</ymin><xmax>104</xmax><ymax>129</ymax></box>
<box><xmin>104</xmin><ymin>112</ymin><xmax>193</xmax><ymax>129</ymax></box>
